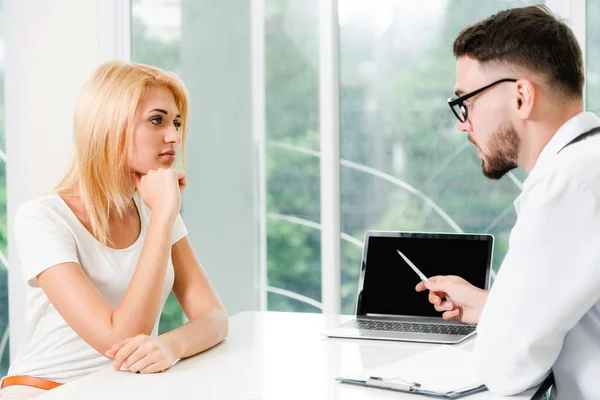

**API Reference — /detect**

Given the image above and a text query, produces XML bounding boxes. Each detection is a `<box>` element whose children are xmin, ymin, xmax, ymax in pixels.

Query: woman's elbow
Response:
<box><xmin>215</xmin><ymin>308</ymin><xmax>229</xmax><ymax>342</ymax></box>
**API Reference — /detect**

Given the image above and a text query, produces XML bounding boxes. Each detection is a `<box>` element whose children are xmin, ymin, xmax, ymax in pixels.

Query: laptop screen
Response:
<box><xmin>356</xmin><ymin>231</ymin><xmax>493</xmax><ymax>318</ymax></box>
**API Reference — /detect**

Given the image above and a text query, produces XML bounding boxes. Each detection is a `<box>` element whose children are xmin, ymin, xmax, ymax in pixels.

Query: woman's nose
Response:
<box><xmin>165</xmin><ymin>128</ymin><xmax>181</xmax><ymax>144</ymax></box>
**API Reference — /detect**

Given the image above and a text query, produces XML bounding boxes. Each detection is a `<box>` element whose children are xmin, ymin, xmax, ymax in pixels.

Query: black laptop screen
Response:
<box><xmin>356</xmin><ymin>232</ymin><xmax>493</xmax><ymax>318</ymax></box>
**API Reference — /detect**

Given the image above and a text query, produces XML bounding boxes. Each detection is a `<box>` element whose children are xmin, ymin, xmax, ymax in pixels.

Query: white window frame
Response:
<box><xmin>98</xmin><ymin>0</ymin><xmax>132</xmax><ymax>63</ymax></box>
<box><xmin>546</xmin><ymin>0</ymin><xmax>587</xmax><ymax>105</ymax></box>
<box><xmin>319</xmin><ymin>0</ymin><xmax>342</xmax><ymax>315</ymax></box>
<box><xmin>251</xmin><ymin>0</ymin><xmax>268</xmax><ymax>311</ymax></box>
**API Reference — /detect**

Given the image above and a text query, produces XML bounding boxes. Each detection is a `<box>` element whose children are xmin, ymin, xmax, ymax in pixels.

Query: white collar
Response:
<box><xmin>513</xmin><ymin>112</ymin><xmax>600</xmax><ymax>214</ymax></box>
<box><xmin>532</xmin><ymin>111</ymin><xmax>600</xmax><ymax>171</ymax></box>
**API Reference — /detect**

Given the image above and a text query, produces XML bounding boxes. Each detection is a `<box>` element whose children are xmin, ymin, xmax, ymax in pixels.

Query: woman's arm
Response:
<box><xmin>108</xmin><ymin>236</ymin><xmax>228</xmax><ymax>373</ymax></box>
<box><xmin>37</xmin><ymin>169</ymin><xmax>186</xmax><ymax>355</ymax></box>
<box><xmin>160</xmin><ymin>236</ymin><xmax>228</xmax><ymax>359</ymax></box>
<box><xmin>38</xmin><ymin>212</ymin><xmax>174</xmax><ymax>355</ymax></box>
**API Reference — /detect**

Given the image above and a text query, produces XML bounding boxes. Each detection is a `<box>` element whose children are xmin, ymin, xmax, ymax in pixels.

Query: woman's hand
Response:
<box><xmin>105</xmin><ymin>334</ymin><xmax>180</xmax><ymax>374</ymax></box>
<box><xmin>131</xmin><ymin>168</ymin><xmax>186</xmax><ymax>222</ymax></box>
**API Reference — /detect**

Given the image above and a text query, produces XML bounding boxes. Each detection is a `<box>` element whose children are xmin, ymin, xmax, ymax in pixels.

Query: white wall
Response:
<box><xmin>5</xmin><ymin>0</ymin><xmax>127</xmax><ymax>360</ymax></box>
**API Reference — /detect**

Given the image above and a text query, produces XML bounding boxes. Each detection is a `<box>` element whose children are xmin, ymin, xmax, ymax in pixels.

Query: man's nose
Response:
<box><xmin>456</xmin><ymin>118</ymin><xmax>472</xmax><ymax>133</ymax></box>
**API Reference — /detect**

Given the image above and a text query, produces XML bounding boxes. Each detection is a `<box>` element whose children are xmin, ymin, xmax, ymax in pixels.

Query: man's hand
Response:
<box><xmin>415</xmin><ymin>275</ymin><xmax>488</xmax><ymax>324</ymax></box>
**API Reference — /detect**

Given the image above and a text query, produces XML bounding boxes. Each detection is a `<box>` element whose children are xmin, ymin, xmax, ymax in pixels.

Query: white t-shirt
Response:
<box><xmin>7</xmin><ymin>192</ymin><xmax>188</xmax><ymax>383</ymax></box>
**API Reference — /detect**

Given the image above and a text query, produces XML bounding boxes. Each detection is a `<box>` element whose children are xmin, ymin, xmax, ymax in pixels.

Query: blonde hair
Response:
<box><xmin>56</xmin><ymin>60</ymin><xmax>189</xmax><ymax>246</ymax></box>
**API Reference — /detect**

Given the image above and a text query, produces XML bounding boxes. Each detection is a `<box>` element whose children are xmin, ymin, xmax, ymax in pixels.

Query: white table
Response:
<box><xmin>37</xmin><ymin>312</ymin><xmax>542</xmax><ymax>399</ymax></box>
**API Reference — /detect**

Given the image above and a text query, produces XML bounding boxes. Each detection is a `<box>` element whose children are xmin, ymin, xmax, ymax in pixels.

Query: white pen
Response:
<box><xmin>396</xmin><ymin>249</ymin><xmax>430</xmax><ymax>283</ymax></box>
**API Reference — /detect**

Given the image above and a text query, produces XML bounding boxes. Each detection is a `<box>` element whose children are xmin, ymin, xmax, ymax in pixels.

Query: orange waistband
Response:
<box><xmin>1</xmin><ymin>375</ymin><xmax>62</xmax><ymax>390</ymax></box>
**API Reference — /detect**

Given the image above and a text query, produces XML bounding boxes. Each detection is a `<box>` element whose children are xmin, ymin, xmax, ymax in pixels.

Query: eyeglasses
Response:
<box><xmin>447</xmin><ymin>78</ymin><xmax>517</xmax><ymax>123</ymax></box>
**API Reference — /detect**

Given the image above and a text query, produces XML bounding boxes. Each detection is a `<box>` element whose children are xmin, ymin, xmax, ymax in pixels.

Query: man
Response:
<box><xmin>416</xmin><ymin>5</ymin><xmax>600</xmax><ymax>399</ymax></box>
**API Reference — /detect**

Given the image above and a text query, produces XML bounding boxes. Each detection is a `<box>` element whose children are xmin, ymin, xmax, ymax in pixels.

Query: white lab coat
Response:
<box><xmin>474</xmin><ymin>112</ymin><xmax>600</xmax><ymax>400</ymax></box>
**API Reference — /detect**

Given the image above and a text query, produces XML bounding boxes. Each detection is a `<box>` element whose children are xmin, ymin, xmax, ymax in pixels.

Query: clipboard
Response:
<box><xmin>337</xmin><ymin>375</ymin><xmax>486</xmax><ymax>399</ymax></box>
<box><xmin>336</xmin><ymin>346</ymin><xmax>488</xmax><ymax>399</ymax></box>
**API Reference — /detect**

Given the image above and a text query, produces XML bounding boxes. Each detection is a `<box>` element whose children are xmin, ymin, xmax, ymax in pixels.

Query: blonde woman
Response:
<box><xmin>0</xmin><ymin>61</ymin><xmax>228</xmax><ymax>399</ymax></box>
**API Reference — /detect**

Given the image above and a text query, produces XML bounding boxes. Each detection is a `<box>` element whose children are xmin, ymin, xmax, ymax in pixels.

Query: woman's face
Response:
<box><xmin>128</xmin><ymin>85</ymin><xmax>182</xmax><ymax>175</ymax></box>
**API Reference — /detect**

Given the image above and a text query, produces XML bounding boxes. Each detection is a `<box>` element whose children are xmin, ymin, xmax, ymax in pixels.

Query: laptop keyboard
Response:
<box><xmin>342</xmin><ymin>319</ymin><xmax>476</xmax><ymax>336</ymax></box>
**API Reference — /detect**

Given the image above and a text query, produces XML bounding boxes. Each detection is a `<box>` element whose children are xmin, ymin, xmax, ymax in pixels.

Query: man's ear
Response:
<box><xmin>515</xmin><ymin>79</ymin><xmax>535</xmax><ymax>119</ymax></box>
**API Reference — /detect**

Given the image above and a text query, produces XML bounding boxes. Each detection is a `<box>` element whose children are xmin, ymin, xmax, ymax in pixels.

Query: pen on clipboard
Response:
<box><xmin>396</xmin><ymin>249</ymin><xmax>429</xmax><ymax>283</ymax></box>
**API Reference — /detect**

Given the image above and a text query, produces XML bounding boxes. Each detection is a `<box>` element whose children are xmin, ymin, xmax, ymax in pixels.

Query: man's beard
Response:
<box><xmin>480</xmin><ymin>123</ymin><xmax>520</xmax><ymax>180</ymax></box>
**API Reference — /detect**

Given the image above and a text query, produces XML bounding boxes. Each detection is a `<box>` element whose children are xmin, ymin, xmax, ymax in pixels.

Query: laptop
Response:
<box><xmin>323</xmin><ymin>230</ymin><xmax>494</xmax><ymax>344</ymax></box>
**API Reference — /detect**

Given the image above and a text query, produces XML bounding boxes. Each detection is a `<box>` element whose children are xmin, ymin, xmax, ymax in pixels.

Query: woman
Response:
<box><xmin>0</xmin><ymin>61</ymin><xmax>228</xmax><ymax>399</ymax></box>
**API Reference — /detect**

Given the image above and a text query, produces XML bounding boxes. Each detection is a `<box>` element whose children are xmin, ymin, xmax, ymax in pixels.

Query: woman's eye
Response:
<box><xmin>174</xmin><ymin>121</ymin><xmax>182</xmax><ymax>130</ymax></box>
<box><xmin>150</xmin><ymin>116</ymin><xmax>162</xmax><ymax>125</ymax></box>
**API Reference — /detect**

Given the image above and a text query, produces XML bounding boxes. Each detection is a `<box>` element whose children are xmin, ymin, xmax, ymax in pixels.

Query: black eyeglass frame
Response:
<box><xmin>447</xmin><ymin>78</ymin><xmax>517</xmax><ymax>123</ymax></box>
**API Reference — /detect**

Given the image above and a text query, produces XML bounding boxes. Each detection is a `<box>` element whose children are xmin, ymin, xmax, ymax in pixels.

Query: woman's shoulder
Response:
<box><xmin>15</xmin><ymin>194</ymin><xmax>71</xmax><ymax>226</ymax></box>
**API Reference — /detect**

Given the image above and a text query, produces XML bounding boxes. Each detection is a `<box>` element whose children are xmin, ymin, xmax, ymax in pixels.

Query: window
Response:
<box><xmin>264</xmin><ymin>0</ymin><xmax>322</xmax><ymax>312</ymax></box>
<box><xmin>338</xmin><ymin>0</ymin><xmax>539</xmax><ymax>313</ymax></box>
<box><xmin>265</xmin><ymin>0</ymin><xmax>539</xmax><ymax>314</ymax></box>
<box><xmin>129</xmin><ymin>0</ymin><xmax>594</xmax><ymax>317</ymax></box>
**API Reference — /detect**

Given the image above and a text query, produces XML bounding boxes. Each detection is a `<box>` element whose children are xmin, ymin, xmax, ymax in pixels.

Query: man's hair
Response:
<box><xmin>453</xmin><ymin>5</ymin><xmax>584</xmax><ymax>99</ymax></box>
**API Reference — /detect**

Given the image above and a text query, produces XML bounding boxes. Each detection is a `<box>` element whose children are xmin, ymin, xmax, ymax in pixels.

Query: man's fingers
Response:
<box><xmin>424</xmin><ymin>279</ymin><xmax>442</xmax><ymax>293</ymax></box>
<box><xmin>434</xmin><ymin>302</ymin><xmax>453</xmax><ymax>312</ymax></box>
<box><xmin>442</xmin><ymin>309</ymin><xmax>461</xmax><ymax>320</ymax></box>
<box><xmin>425</xmin><ymin>279</ymin><xmax>454</xmax><ymax>303</ymax></box>
<box><xmin>434</xmin><ymin>300</ymin><xmax>455</xmax><ymax>312</ymax></box>
<box><xmin>442</xmin><ymin>300</ymin><xmax>456</xmax><ymax>310</ymax></box>
<box><xmin>415</xmin><ymin>282</ymin><xmax>427</xmax><ymax>292</ymax></box>
<box><xmin>428</xmin><ymin>291</ymin><xmax>443</xmax><ymax>306</ymax></box>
